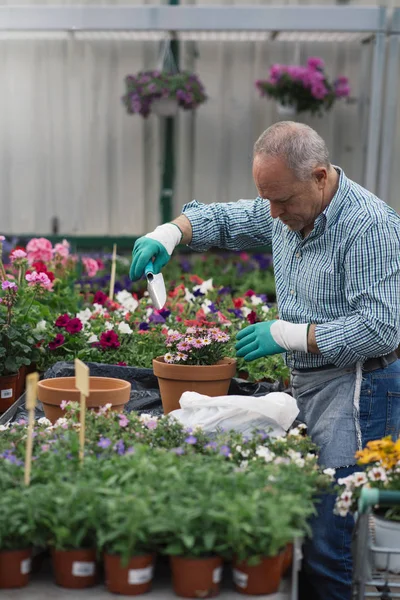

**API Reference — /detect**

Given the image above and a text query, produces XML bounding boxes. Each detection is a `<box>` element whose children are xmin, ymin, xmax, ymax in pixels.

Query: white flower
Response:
<box><xmin>323</xmin><ymin>468</ymin><xmax>336</xmax><ymax>480</ymax></box>
<box><xmin>353</xmin><ymin>472</ymin><xmax>368</xmax><ymax>487</ymax></box>
<box><xmin>241</xmin><ymin>307</ymin><xmax>252</xmax><ymax>318</ymax></box>
<box><xmin>251</xmin><ymin>295</ymin><xmax>263</xmax><ymax>306</ymax></box>
<box><xmin>97</xmin><ymin>403</ymin><xmax>113</xmax><ymax>415</ymax></box>
<box><xmin>37</xmin><ymin>417</ymin><xmax>52</xmax><ymax>426</ymax></box>
<box><xmin>116</xmin><ymin>291</ymin><xmax>138</xmax><ymax>313</ymax></box>
<box><xmin>35</xmin><ymin>320</ymin><xmax>47</xmax><ymax>332</ymax></box>
<box><xmin>54</xmin><ymin>417</ymin><xmax>68</xmax><ymax>427</ymax></box>
<box><xmin>274</xmin><ymin>456</ymin><xmax>290</xmax><ymax>465</ymax></box>
<box><xmin>241</xmin><ymin>449</ymin><xmax>251</xmax><ymax>458</ymax></box>
<box><xmin>92</xmin><ymin>303</ymin><xmax>107</xmax><ymax>316</ymax></box>
<box><xmin>139</xmin><ymin>413</ymin><xmax>159</xmax><ymax>424</ymax></box>
<box><xmin>76</xmin><ymin>308</ymin><xmax>92</xmax><ymax>324</ymax></box>
<box><xmin>105</xmin><ymin>322</ymin><xmax>114</xmax><ymax>331</ymax></box>
<box><xmin>368</xmin><ymin>467</ymin><xmax>387</xmax><ymax>483</ymax></box>
<box><xmin>288</xmin><ymin>427</ymin><xmax>300</xmax><ymax>437</ymax></box>
<box><xmin>88</xmin><ymin>334</ymin><xmax>99</xmax><ymax>344</ymax></box>
<box><xmin>240</xmin><ymin>460</ymin><xmax>249</xmax><ymax>469</ymax></box>
<box><xmin>118</xmin><ymin>322</ymin><xmax>133</xmax><ymax>335</ymax></box>
<box><xmin>184</xmin><ymin>288</ymin><xmax>195</xmax><ymax>303</ymax></box>
<box><xmin>340</xmin><ymin>490</ymin><xmax>353</xmax><ymax>504</ymax></box>
<box><xmin>201</xmin><ymin>299</ymin><xmax>213</xmax><ymax>314</ymax></box>
<box><xmin>298</xmin><ymin>423</ymin><xmax>307</xmax><ymax>431</ymax></box>
<box><xmin>261</xmin><ymin>305</ymin><xmax>270</xmax><ymax>313</ymax></box>
<box><xmin>334</xmin><ymin>501</ymin><xmax>351</xmax><ymax>518</ymax></box>
<box><xmin>256</xmin><ymin>446</ymin><xmax>275</xmax><ymax>462</ymax></box>
<box><xmin>0</xmin><ymin>424</ymin><xmax>9</xmax><ymax>431</ymax></box>
<box><xmin>338</xmin><ymin>474</ymin><xmax>356</xmax><ymax>490</ymax></box>
<box><xmin>193</xmin><ymin>278</ymin><xmax>213</xmax><ymax>295</ymax></box>
<box><xmin>235</xmin><ymin>445</ymin><xmax>242</xmax><ymax>453</ymax></box>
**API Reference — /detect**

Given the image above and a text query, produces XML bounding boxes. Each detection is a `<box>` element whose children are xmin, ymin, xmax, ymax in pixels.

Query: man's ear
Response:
<box><xmin>314</xmin><ymin>167</ymin><xmax>328</xmax><ymax>189</ymax></box>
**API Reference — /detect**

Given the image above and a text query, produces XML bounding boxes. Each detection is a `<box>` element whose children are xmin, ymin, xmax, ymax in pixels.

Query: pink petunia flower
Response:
<box><xmin>82</xmin><ymin>257</ymin><xmax>99</xmax><ymax>278</ymax></box>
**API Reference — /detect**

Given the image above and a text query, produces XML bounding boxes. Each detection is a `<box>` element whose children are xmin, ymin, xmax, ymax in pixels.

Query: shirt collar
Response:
<box><xmin>321</xmin><ymin>166</ymin><xmax>351</xmax><ymax>228</ymax></box>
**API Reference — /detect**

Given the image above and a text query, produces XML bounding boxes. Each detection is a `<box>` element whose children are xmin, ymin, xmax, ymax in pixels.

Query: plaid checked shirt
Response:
<box><xmin>182</xmin><ymin>168</ymin><xmax>400</xmax><ymax>369</ymax></box>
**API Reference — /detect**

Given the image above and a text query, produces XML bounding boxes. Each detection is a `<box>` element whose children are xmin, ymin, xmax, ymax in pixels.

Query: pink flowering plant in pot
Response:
<box><xmin>255</xmin><ymin>57</ymin><xmax>350</xmax><ymax>116</ymax></box>
<box><xmin>163</xmin><ymin>326</ymin><xmax>231</xmax><ymax>366</ymax></box>
<box><xmin>122</xmin><ymin>70</ymin><xmax>207</xmax><ymax>118</ymax></box>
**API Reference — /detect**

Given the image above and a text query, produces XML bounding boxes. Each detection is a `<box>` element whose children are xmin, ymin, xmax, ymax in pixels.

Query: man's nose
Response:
<box><xmin>270</xmin><ymin>204</ymin><xmax>284</xmax><ymax>219</ymax></box>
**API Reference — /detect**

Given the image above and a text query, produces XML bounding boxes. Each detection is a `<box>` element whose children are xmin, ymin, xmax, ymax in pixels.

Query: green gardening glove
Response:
<box><xmin>129</xmin><ymin>223</ymin><xmax>182</xmax><ymax>281</ymax></box>
<box><xmin>235</xmin><ymin>320</ymin><xmax>309</xmax><ymax>361</ymax></box>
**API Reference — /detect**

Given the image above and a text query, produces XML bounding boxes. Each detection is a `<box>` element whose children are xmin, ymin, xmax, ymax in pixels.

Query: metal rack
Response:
<box><xmin>0</xmin><ymin>5</ymin><xmax>398</xmax><ymax>206</ymax></box>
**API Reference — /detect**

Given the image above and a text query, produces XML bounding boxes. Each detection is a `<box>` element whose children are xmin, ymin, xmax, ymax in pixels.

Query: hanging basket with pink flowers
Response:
<box><xmin>255</xmin><ymin>57</ymin><xmax>350</xmax><ymax>117</ymax></box>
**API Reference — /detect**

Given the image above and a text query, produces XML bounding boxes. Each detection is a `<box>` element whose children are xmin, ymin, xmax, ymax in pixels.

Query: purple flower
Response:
<box><xmin>119</xmin><ymin>414</ymin><xmax>129</xmax><ymax>428</ymax></box>
<box><xmin>1</xmin><ymin>280</ymin><xmax>17</xmax><ymax>290</ymax></box>
<box><xmin>145</xmin><ymin>419</ymin><xmax>158</xmax><ymax>430</ymax></box>
<box><xmin>220</xmin><ymin>445</ymin><xmax>231</xmax><ymax>457</ymax></box>
<box><xmin>114</xmin><ymin>440</ymin><xmax>125</xmax><ymax>455</ymax></box>
<box><xmin>307</xmin><ymin>57</ymin><xmax>325</xmax><ymax>70</ymax></box>
<box><xmin>193</xmin><ymin>289</ymin><xmax>205</xmax><ymax>297</ymax></box>
<box><xmin>205</xmin><ymin>442</ymin><xmax>218</xmax><ymax>451</ymax></box>
<box><xmin>126</xmin><ymin>446</ymin><xmax>135</xmax><ymax>455</ymax></box>
<box><xmin>257</xmin><ymin>430</ymin><xmax>268</xmax><ymax>441</ymax></box>
<box><xmin>218</xmin><ymin>286</ymin><xmax>231</xmax><ymax>295</ymax></box>
<box><xmin>171</xmin><ymin>447</ymin><xmax>184</xmax><ymax>455</ymax></box>
<box><xmin>149</xmin><ymin>313</ymin><xmax>165</xmax><ymax>324</ymax></box>
<box><xmin>185</xmin><ymin>435</ymin><xmax>197</xmax><ymax>445</ymax></box>
<box><xmin>139</xmin><ymin>322</ymin><xmax>149</xmax><ymax>331</ymax></box>
<box><xmin>158</xmin><ymin>309</ymin><xmax>171</xmax><ymax>319</ymax></box>
<box><xmin>98</xmin><ymin>437</ymin><xmax>112</xmax><ymax>449</ymax></box>
<box><xmin>60</xmin><ymin>400</ymin><xmax>69</xmax><ymax>411</ymax></box>
<box><xmin>41</xmin><ymin>444</ymin><xmax>50</xmax><ymax>452</ymax></box>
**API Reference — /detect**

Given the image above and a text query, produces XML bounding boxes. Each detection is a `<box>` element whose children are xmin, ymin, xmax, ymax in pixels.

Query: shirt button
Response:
<box><xmin>290</xmin><ymin>289</ymin><xmax>295</xmax><ymax>295</ymax></box>
<box><xmin>295</xmin><ymin>252</ymin><xmax>301</xmax><ymax>259</ymax></box>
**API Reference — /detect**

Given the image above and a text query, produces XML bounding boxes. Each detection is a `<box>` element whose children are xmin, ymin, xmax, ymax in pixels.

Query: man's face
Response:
<box><xmin>252</xmin><ymin>154</ymin><xmax>327</xmax><ymax>232</ymax></box>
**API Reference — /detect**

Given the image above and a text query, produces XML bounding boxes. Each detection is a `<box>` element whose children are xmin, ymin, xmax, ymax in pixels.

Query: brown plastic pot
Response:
<box><xmin>0</xmin><ymin>372</ymin><xmax>21</xmax><ymax>414</ymax></box>
<box><xmin>104</xmin><ymin>553</ymin><xmax>155</xmax><ymax>595</ymax></box>
<box><xmin>170</xmin><ymin>555</ymin><xmax>223</xmax><ymax>598</ymax></box>
<box><xmin>37</xmin><ymin>376</ymin><xmax>131</xmax><ymax>424</ymax></box>
<box><xmin>153</xmin><ymin>357</ymin><xmax>237</xmax><ymax>414</ymax></box>
<box><xmin>232</xmin><ymin>553</ymin><xmax>284</xmax><ymax>595</ymax></box>
<box><xmin>51</xmin><ymin>548</ymin><xmax>98</xmax><ymax>588</ymax></box>
<box><xmin>281</xmin><ymin>543</ymin><xmax>293</xmax><ymax>576</ymax></box>
<box><xmin>0</xmin><ymin>548</ymin><xmax>32</xmax><ymax>589</ymax></box>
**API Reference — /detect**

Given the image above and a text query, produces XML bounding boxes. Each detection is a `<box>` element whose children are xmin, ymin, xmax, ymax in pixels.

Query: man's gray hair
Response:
<box><xmin>253</xmin><ymin>121</ymin><xmax>331</xmax><ymax>181</ymax></box>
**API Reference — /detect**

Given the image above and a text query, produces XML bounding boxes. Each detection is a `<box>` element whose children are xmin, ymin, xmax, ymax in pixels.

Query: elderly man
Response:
<box><xmin>129</xmin><ymin>122</ymin><xmax>400</xmax><ymax>600</ymax></box>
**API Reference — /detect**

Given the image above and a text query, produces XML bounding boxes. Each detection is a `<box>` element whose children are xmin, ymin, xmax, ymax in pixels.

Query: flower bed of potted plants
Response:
<box><xmin>335</xmin><ymin>435</ymin><xmax>400</xmax><ymax>573</ymax></box>
<box><xmin>0</xmin><ymin>404</ymin><xmax>334</xmax><ymax>593</ymax></box>
<box><xmin>255</xmin><ymin>57</ymin><xmax>350</xmax><ymax>116</ymax></box>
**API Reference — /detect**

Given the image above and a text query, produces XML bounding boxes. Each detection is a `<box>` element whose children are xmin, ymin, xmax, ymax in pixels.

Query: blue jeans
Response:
<box><xmin>298</xmin><ymin>359</ymin><xmax>400</xmax><ymax>600</ymax></box>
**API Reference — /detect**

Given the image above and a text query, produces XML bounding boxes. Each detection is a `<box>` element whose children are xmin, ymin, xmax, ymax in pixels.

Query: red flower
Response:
<box><xmin>93</xmin><ymin>290</ymin><xmax>108</xmax><ymax>306</ymax></box>
<box><xmin>245</xmin><ymin>289</ymin><xmax>256</xmax><ymax>297</ymax></box>
<box><xmin>189</xmin><ymin>275</ymin><xmax>204</xmax><ymax>285</ymax></box>
<box><xmin>48</xmin><ymin>333</ymin><xmax>65</xmax><ymax>350</ymax></box>
<box><xmin>233</xmin><ymin>298</ymin><xmax>245</xmax><ymax>308</ymax></box>
<box><xmin>65</xmin><ymin>318</ymin><xmax>83</xmax><ymax>334</ymax></box>
<box><xmin>247</xmin><ymin>310</ymin><xmax>258</xmax><ymax>324</ymax></box>
<box><xmin>117</xmin><ymin>361</ymin><xmax>127</xmax><ymax>367</ymax></box>
<box><xmin>55</xmin><ymin>314</ymin><xmax>70</xmax><ymax>328</ymax></box>
<box><xmin>96</xmin><ymin>258</ymin><xmax>105</xmax><ymax>271</ymax></box>
<box><xmin>32</xmin><ymin>261</ymin><xmax>48</xmax><ymax>273</ymax></box>
<box><xmin>100</xmin><ymin>330</ymin><xmax>120</xmax><ymax>349</ymax></box>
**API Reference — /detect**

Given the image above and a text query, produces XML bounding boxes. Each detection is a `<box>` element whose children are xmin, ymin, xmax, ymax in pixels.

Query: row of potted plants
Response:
<box><xmin>0</xmin><ymin>405</ymin><xmax>333</xmax><ymax>595</ymax></box>
<box><xmin>122</xmin><ymin>57</ymin><xmax>350</xmax><ymax>118</ymax></box>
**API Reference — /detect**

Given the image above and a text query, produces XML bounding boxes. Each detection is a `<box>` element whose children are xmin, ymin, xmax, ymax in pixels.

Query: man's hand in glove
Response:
<box><xmin>129</xmin><ymin>223</ymin><xmax>182</xmax><ymax>281</ymax></box>
<box><xmin>235</xmin><ymin>320</ymin><xmax>309</xmax><ymax>361</ymax></box>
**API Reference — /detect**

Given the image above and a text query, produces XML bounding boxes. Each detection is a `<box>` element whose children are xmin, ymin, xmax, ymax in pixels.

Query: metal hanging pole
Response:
<box><xmin>159</xmin><ymin>0</ymin><xmax>180</xmax><ymax>225</ymax></box>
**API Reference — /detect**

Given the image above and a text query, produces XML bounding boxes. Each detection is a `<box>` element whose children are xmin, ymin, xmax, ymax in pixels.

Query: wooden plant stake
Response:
<box><xmin>109</xmin><ymin>243</ymin><xmax>117</xmax><ymax>301</ymax></box>
<box><xmin>24</xmin><ymin>372</ymin><xmax>39</xmax><ymax>486</ymax></box>
<box><xmin>75</xmin><ymin>359</ymin><xmax>89</xmax><ymax>463</ymax></box>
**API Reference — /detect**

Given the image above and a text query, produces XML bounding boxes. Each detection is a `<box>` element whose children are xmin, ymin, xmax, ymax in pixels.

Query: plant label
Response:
<box><xmin>26</xmin><ymin>373</ymin><xmax>39</xmax><ymax>409</ymax></box>
<box><xmin>21</xmin><ymin>558</ymin><xmax>31</xmax><ymax>575</ymax></box>
<box><xmin>128</xmin><ymin>565</ymin><xmax>154</xmax><ymax>585</ymax></box>
<box><xmin>1</xmin><ymin>388</ymin><xmax>12</xmax><ymax>399</ymax></box>
<box><xmin>233</xmin><ymin>569</ymin><xmax>248</xmax><ymax>589</ymax></box>
<box><xmin>72</xmin><ymin>562</ymin><xmax>95</xmax><ymax>577</ymax></box>
<box><xmin>213</xmin><ymin>566</ymin><xmax>222</xmax><ymax>583</ymax></box>
<box><xmin>75</xmin><ymin>359</ymin><xmax>89</xmax><ymax>396</ymax></box>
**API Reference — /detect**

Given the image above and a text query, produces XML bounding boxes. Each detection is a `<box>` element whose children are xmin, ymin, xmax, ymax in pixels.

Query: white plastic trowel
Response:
<box><xmin>145</xmin><ymin>261</ymin><xmax>167</xmax><ymax>310</ymax></box>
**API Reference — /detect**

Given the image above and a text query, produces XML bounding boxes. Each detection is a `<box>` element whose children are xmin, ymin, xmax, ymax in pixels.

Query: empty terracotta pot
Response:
<box><xmin>104</xmin><ymin>553</ymin><xmax>155</xmax><ymax>595</ymax></box>
<box><xmin>170</xmin><ymin>555</ymin><xmax>223</xmax><ymax>598</ymax></box>
<box><xmin>233</xmin><ymin>553</ymin><xmax>284</xmax><ymax>595</ymax></box>
<box><xmin>0</xmin><ymin>548</ymin><xmax>32</xmax><ymax>589</ymax></box>
<box><xmin>37</xmin><ymin>376</ymin><xmax>131</xmax><ymax>424</ymax></box>
<box><xmin>51</xmin><ymin>548</ymin><xmax>98</xmax><ymax>589</ymax></box>
<box><xmin>153</xmin><ymin>358</ymin><xmax>237</xmax><ymax>414</ymax></box>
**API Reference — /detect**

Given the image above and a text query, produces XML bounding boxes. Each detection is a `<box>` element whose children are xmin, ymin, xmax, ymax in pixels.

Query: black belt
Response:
<box><xmin>295</xmin><ymin>351</ymin><xmax>398</xmax><ymax>374</ymax></box>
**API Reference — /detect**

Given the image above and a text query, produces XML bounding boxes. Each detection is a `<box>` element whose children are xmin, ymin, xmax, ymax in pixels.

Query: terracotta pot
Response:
<box><xmin>14</xmin><ymin>366</ymin><xmax>27</xmax><ymax>402</ymax></box>
<box><xmin>232</xmin><ymin>553</ymin><xmax>284</xmax><ymax>595</ymax></box>
<box><xmin>0</xmin><ymin>548</ymin><xmax>32</xmax><ymax>589</ymax></box>
<box><xmin>104</xmin><ymin>553</ymin><xmax>155</xmax><ymax>595</ymax></box>
<box><xmin>281</xmin><ymin>543</ymin><xmax>293</xmax><ymax>576</ymax></box>
<box><xmin>0</xmin><ymin>373</ymin><xmax>21</xmax><ymax>414</ymax></box>
<box><xmin>170</xmin><ymin>555</ymin><xmax>223</xmax><ymax>598</ymax></box>
<box><xmin>153</xmin><ymin>357</ymin><xmax>237</xmax><ymax>414</ymax></box>
<box><xmin>37</xmin><ymin>376</ymin><xmax>131</xmax><ymax>424</ymax></box>
<box><xmin>51</xmin><ymin>548</ymin><xmax>98</xmax><ymax>589</ymax></box>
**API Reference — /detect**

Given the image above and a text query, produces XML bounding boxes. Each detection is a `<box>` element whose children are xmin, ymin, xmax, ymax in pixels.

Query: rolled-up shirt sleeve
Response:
<box><xmin>315</xmin><ymin>221</ymin><xmax>400</xmax><ymax>367</ymax></box>
<box><xmin>181</xmin><ymin>198</ymin><xmax>273</xmax><ymax>252</ymax></box>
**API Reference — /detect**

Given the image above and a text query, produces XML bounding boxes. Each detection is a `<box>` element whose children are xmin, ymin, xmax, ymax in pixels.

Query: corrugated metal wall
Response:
<box><xmin>0</xmin><ymin>0</ymin><xmax>398</xmax><ymax>236</ymax></box>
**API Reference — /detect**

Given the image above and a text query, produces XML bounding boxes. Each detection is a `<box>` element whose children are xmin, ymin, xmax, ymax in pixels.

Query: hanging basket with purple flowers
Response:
<box><xmin>122</xmin><ymin>70</ymin><xmax>207</xmax><ymax>118</ymax></box>
<box><xmin>255</xmin><ymin>57</ymin><xmax>350</xmax><ymax>117</ymax></box>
